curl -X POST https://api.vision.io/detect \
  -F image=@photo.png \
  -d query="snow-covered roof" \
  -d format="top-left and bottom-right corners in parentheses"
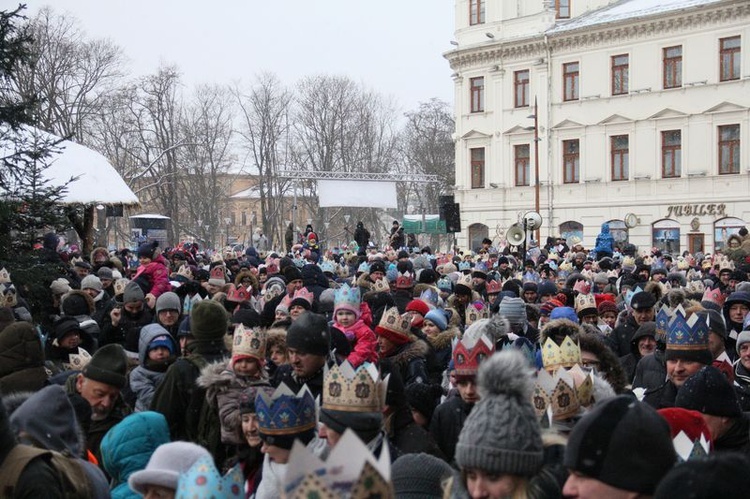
top-left (548, 0), bottom-right (723, 34)
top-left (0, 125), bottom-right (139, 206)
top-left (130, 214), bottom-right (170, 219)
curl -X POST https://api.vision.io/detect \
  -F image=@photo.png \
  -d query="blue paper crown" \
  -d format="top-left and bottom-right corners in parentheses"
top-left (175, 455), bottom-right (243, 498)
top-left (420, 288), bottom-right (439, 307)
top-left (255, 384), bottom-right (317, 436)
top-left (655, 305), bottom-right (672, 341)
top-left (437, 277), bottom-right (453, 291)
top-left (357, 262), bottom-right (370, 273)
top-left (334, 283), bottom-right (361, 308)
top-left (666, 306), bottom-right (709, 349)
top-left (458, 261), bottom-right (472, 271)
top-left (319, 261), bottom-right (335, 274)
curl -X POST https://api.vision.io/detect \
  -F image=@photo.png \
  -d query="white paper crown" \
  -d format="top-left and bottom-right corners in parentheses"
top-left (323, 361), bottom-right (388, 413)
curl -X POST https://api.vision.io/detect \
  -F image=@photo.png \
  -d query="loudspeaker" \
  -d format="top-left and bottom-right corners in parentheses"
top-left (439, 195), bottom-right (454, 221)
top-left (506, 225), bottom-right (526, 246)
top-left (444, 203), bottom-right (461, 233)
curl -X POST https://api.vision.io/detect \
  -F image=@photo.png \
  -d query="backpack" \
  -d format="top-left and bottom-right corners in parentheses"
top-left (0, 444), bottom-right (92, 499)
top-left (184, 355), bottom-right (228, 467)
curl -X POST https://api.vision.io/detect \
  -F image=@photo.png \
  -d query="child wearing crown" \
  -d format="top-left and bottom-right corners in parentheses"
top-left (197, 324), bottom-right (271, 450)
top-left (332, 284), bottom-right (378, 367)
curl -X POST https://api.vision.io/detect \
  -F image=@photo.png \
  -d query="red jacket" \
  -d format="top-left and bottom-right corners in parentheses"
top-left (334, 302), bottom-right (378, 367)
top-left (133, 254), bottom-right (171, 299)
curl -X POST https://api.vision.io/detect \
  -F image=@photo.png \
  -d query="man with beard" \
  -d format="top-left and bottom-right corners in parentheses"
top-left (64, 343), bottom-right (129, 463)
top-left (100, 281), bottom-right (153, 361)
top-left (272, 311), bottom-right (330, 400)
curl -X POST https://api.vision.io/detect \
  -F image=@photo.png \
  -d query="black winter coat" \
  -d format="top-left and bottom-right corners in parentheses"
top-left (429, 394), bottom-right (474, 464)
top-left (607, 313), bottom-right (640, 357)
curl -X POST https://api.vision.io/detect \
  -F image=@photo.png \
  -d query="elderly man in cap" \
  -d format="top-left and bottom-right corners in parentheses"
top-left (563, 395), bottom-right (676, 498)
top-left (607, 291), bottom-right (656, 357)
top-left (63, 343), bottom-right (130, 462)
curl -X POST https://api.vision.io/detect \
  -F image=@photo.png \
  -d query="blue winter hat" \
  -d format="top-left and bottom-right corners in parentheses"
top-left (424, 309), bottom-right (448, 331)
top-left (549, 306), bottom-right (579, 324)
top-left (148, 335), bottom-right (175, 355)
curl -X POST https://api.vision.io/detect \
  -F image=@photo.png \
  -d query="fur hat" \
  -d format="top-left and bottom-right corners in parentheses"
top-left (455, 350), bottom-right (543, 476)
top-left (61, 290), bottom-right (94, 316)
top-left (190, 300), bottom-right (229, 341)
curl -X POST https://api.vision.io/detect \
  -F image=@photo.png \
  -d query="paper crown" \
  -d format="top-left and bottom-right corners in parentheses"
top-left (673, 430), bottom-right (711, 462)
top-left (370, 277), bottom-right (390, 293)
top-left (255, 384), bottom-right (317, 436)
top-left (209, 265), bottom-right (226, 283)
top-left (0, 268), bottom-right (10, 284)
top-left (0, 283), bottom-right (16, 308)
top-left (541, 336), bottom-right (581, 373)
top-left (685, 280), bottom-right (705, 294)
top-left (456, 272), bottom-right (473, 290)
top-left (572, 279), bottom-right (592, 295)
top-left (574, 292), bottom-right (597, 314)
top-left (622, 256), bottom-right (636, 268)
top-left (69, 256), bottom-right (83, 267)
top-left (717, 255), bottom-right (734, 272)
top-left (61, 349), bottom-right (92, 371)
top-left (211, 252), bottom-right (224, 263)
top-left (323, 361), bottom-right (388, 413)
top-left (334, 283), bottom-right (361, 309)
top-left (458, 261), bottom-right (472, 272)
top-left (357, 262), bottom-right (370, 274)
top-left (605, 269), bottom-right (619, 279)
top-left (533, 364), bottom-right (593, 421)
top-left (395, 271), bottom-right (414, 289)
top-left (558, 261), bottom-right (573, 273)
top-left (419, 288), bottom-right (439, 307)
top-left (642, 256), bottom-right (654, 266)
top-left (232, 324), bottom-right (266, 362)
top-left (655, 304), bottom-right (672, 342)
top-left (452, 334), bottom-right (494, 376)
top-left (337, 265), bottom-right (350, 278)
top-left (485, 279), bottom-right (502, 294)
top-left (290, 287), bottom-right (314, 307)
top-left (501, 339), bottom-right (536, 366)
top-left (175, 455), bottom-right (243, 498)
top-left (319, 261), bottom-right (335, 274)
top-left (465, 301), bottom-right (490, 326)
top-left (578, 269), bottom-right (594, 280)
top-left (226, 284), bottom-right (251, 303)
top-left (666, 305), bottom-right (709, 350)
top-left (113, 278), bottom-right (129, 296)
top-left (176, 265), bottom-right (193, 281)
top-left (282, 428), bottom-right (392, 499)
top-left (702, 287), bottom-right (725, 307)
top-left (375, 307), bottom-right (411, 338)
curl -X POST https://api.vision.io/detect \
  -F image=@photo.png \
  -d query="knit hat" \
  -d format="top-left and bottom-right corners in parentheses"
top-left (549, 306), bottom-right (579, 323)
top-left (597, 300), bottom-right (618, 316)
top-left (564, 395), bottom-right (676, 495)
top-left (283, 265), bottom-right (303, 283)
top-left (369, 260), bottom-right (386, 275)
top-left (424, 309), bottom-right (447, 331)
top-left (286, 311), bottom-right (330, 356)
top-left (50, 278), bottom-right (72, 296)
top-left (537, 280), bottom-right (558, 297)
top-left (653, 452), bottom-right (750, 499)
top-left (674, 365), bottom-right (742, 418)
top-left (80, 275), bottom-right (102, 292)
top-left (137, 240), bottom-right (159, 259)
top-left (455, 349), bottom-right (544, 476)
top-left (404, 382), bottom-right (443, 423)
top-left (82, 344), bottom-right (128, 389)
top-left (155, 291), bottom-right (181, 313)
top-left (123, 281), bottom-right (145, 304)
top-left (405, 299), bottom-right (430, 317)
top-left (148, 335), bottom-right (175, 356)
top-left (97, 267), bottom-right (113, 280)
top-left (54, 316), bottom-right (83, 342)
top-left (657, 407), bottom-right (713, 459)
top-left (190, 300), bottom-right (229, 341)
top-left (129, 441), bottom-right (212, 494)
top-left (737, 330), bottom-right (750, 354)
top-left (539, 298), bottom-right (563, 317)
top-left (496, 297), bottom-right (527, 329)
top-left (392, 453), bottom-right (453, 499)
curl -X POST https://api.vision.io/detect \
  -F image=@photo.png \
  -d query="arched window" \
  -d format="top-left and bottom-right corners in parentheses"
top-left (559, 221), bottom-right (583, 246)
top-left (652, 219), bottom-right (680, 254)
top-left (607, 219), bottom-right (629, 248)
top-left (468, 223), bottom-right (489, 252)
top-left (714, 217), bottom-right (746, 251)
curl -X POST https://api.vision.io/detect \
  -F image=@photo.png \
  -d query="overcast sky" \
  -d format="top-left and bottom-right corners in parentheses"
top-left (23, 1), bottom-right (456, 113)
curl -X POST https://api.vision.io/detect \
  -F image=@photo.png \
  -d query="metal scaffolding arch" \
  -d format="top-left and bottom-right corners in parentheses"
top-left (276, 169), bottom-right (440, 183)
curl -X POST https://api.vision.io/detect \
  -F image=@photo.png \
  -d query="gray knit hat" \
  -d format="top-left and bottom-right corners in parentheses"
top-left (455, 349), bottom-right (543, 476)
top-left (81, 275), bottom-right (102, 292)
top-left (392, 453), bottom-right (453, 498)
top-left (497, 296), bottom-right (527, 329)
top-left (736, 330), bottom-right (750, 354)
top-left (155, 291), bottom-right (181, 313)
top-left (123, 281), bottom-right (145, 303)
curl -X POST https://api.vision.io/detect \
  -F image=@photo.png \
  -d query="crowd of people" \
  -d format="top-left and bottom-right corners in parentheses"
top-left (2, 221), bottom-right (750, 498)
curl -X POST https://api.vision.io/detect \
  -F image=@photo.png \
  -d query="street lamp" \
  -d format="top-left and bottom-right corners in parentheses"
top-left (224, 217), bottom-right (231, 247)
top-left (528, 96), bottom-right (541, 244)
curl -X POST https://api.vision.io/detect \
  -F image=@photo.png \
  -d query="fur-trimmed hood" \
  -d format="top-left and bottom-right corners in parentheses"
top-left (539, 318), bottom-right (584, 345)
top-left (643, 280), bottom-right (665, 303)
top-left (387, 338), bottom-right (431, 368)
top-left (61, 289), bottom-right (95, 316)
top-left (196, 359), bottom-right (233, 391)
top-left (463, 314), bottom-right (510, 345)
top-left (427, 325), bottom-right (460, 351)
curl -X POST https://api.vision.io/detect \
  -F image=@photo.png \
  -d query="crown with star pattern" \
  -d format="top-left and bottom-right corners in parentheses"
top-left (176, 455), bottom-right (243, 498)
top-left (666, 305), bottom-right (709, 352)
top-left (541, 336), bottom-right (581, 373)
top-left (334, 283), bottom-right (360, 309)
top-left (255, 384), bottom-right (317, 436)
top-left (282, 428), bottom-right (393, 499)
top-left (322, 361), bottom-right (388, 413)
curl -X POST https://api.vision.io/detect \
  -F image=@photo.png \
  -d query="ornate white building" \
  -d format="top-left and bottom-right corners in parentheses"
top-left (446, 0), bottom-right (750, 255)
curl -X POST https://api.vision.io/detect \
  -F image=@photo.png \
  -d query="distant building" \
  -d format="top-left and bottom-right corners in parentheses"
top-left (446, 0), bottom-right (750, 254)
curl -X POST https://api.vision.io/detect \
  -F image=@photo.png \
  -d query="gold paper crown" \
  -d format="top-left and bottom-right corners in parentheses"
top-left (465, 301), bottom-right (489, 326)
top-left (176, 265), bottom-right (193, 280)
top-left (685, 280), bottom-right (705, 294)
top-left (371, 277), bottom-right (390, 293)
top-left (322, 361), bottom-right (388, 413)
top-left (579, 269), bottom-right (594, 280)
top-left (113, 278), bottom-right (130, 297)
top-left (211, 252), bottom-right (224, 264)
top-left (0, 268), bottom-right (10, 284)
top-left (456, 273), bottom-right (473, 290)
top-left (541, 336), bottom-right (581, 373)
top-left (1, 283), bottom-right (16, 307)
top-left (718, 255), bottom-right (735, 272)
top-left (282, 429), bottom-right (392, 499)
top-left (622, 256), bottom-right (635, 268)
top-left (376, 307), bottom-right (412, 339)
top-left (533, 364), bottom-right (593, 421)
top-left (558, 261), bottom-right (573, 272)
top-left (574, 292), bottom-right (597, 314)
top-left (232, 324), bottom-right (266, 362)
top-left (642, 256), bottom-right (654, 266)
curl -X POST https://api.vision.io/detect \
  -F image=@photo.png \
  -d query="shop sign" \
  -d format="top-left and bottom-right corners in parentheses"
top-left (665, 204), bottom-right (726, 218)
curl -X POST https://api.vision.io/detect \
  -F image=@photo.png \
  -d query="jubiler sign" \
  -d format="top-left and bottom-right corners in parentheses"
top-left (665, 204), bottom-right (726, 218)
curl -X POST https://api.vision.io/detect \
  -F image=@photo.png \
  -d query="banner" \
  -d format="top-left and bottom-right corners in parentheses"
top-left (317, 180), bottom-right (398, 208)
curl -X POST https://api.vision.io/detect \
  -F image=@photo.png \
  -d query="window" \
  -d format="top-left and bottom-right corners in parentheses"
top-left (471, 147), bottom-right (485, 188)
top-left (555, 0), bottom-right (570, 19)
top-left (662, 130), bottom-right (682, 178)
top-left (514, 144), bottom-right (530, 186)
top-left (653, 219), bottom-right (680, 254)
top-left (663, 46), bottom-right (682, 89)
top-left (562, 139), bottom-right (580, 184)
top-left (611, 135), bottom-right (629, 181)
top-left (719, 124), bottom-right (740, 174)
top-left (241, 212), bottom-right (247, 226)
top-left (470, 0), bottom-right (485, 25)
top-left (514, 70), bottom-right (530, 108)
top-left (563, 62), bottom-right (579, 101)
top-left (611, 54), bottom-right (629, 95)
top-left (720, 36), bottom-right (741, 81)
top-left (470, 77), bottom-right (484, 113)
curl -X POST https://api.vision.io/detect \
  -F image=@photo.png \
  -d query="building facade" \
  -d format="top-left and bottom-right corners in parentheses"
top-left (447, 0), bottom-right (750, 255)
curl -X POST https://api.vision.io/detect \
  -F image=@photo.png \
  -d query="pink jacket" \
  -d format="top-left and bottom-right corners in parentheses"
top-left (334, 302), bottom-right (378, 367)
top-left (133, 254), bottom-right (171, 299)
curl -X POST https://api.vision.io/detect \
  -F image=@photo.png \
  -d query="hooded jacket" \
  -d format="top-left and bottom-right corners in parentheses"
top-left (0, 322), bottom-right (48, 396)
top-left (100, 411), bottom-right (171, 499)
top-left (129, 325), bottom-right (178, 412)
